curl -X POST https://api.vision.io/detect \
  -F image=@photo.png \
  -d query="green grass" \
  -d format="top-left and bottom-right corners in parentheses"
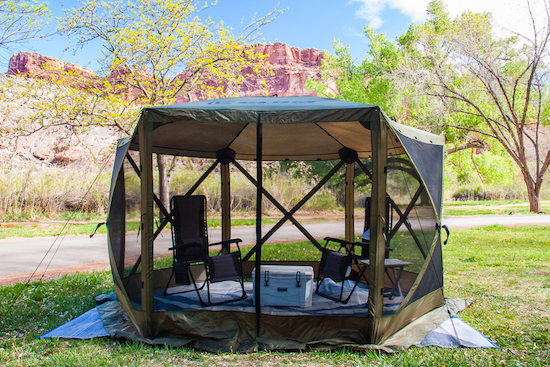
top-left (0, 218), bottom-right (277, 240)
top-left (1, 226), bottom-right (549, 366)
top-left (3, 199), bottom-right (550, 240)
top-left (242, 240), bottom-right (322, 261)
top-left (443, 200), bottom-right (550, 216)
top-left (443, 200), bottom-right (527, 207)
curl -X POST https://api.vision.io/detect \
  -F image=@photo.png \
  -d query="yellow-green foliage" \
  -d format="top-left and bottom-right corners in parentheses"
top-left (59, 0), bottom-right (280, 107)
top-left (443, 149), bottom-right (550, 201)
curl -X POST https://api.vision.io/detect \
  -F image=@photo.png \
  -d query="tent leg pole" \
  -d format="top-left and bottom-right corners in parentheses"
top-left (255, 115), bottom-right (263, 339)
top-left (345, 162), bottom-right (355, 245)
top-left (221, 162), bottom-right (231, 252)
top-left (368, 112), bottom-right (388, 344)
top-left (139, 119), bottom-right (155, 338)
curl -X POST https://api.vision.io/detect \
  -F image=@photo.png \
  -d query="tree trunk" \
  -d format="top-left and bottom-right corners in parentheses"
top-left (157, 154), bottom-right (170, 220)
top-left (528, 186), bottom-right (541, 213)
top-left (521, 167), bottom-right (541, 213)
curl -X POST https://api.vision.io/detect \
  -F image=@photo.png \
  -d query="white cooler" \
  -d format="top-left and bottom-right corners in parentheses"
top-left (252, 265), bottom-right (314, 307)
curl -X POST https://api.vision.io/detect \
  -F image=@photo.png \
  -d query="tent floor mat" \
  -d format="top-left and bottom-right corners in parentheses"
top-left (131, 281), bottom-right (404, 316)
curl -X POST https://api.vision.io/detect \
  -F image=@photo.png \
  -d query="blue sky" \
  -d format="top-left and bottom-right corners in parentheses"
top-left (7, 0), bottom-right (532, 72)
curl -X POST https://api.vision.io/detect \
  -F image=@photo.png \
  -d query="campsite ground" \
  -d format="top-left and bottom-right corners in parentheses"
top-left (0, 225), bottom-right (548, 366)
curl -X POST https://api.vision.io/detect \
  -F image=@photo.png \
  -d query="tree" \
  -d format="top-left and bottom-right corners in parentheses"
top-left (311, 0), bottom-right (550, 212)
top-left (398, 0), bottom-right (550, 212)
top-left (0, 0), bottom-right (51, 56)
top-left (54, 0), bottom-right (280, 212)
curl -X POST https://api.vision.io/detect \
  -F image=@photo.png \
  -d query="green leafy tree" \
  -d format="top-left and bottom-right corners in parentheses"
top-left (311, 0), bottom-right (550, 212)
top-left (59, 0), bottom-right (280, 104)
top-left (4, 0), bottom-right (281, 212)
top-left (59, 0), bottom-right (281, 211)
top-left (399, 0), bottom-right (550, 212)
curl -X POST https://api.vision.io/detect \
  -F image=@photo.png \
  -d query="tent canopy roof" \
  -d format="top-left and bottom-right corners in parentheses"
top-left (129, 96), bottom-right (443, 161)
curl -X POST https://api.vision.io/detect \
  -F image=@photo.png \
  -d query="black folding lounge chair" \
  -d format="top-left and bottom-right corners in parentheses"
top-left (315, 237), bottom-right (368, 304)
top-left (163, 195), bottom-right (246, 306)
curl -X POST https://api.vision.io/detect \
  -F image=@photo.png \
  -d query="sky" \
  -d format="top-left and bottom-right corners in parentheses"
top-left (5, 0), bottom-right (537, 73)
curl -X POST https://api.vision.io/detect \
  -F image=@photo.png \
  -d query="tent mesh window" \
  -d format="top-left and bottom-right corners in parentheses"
top-left (122, 157), bottom-right (143, 278)
top-left (385, 153), bottom-right (438, 308)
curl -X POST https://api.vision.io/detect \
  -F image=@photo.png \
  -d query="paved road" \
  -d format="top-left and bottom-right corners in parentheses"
top-left (2, 215), bottom-right (550, 280)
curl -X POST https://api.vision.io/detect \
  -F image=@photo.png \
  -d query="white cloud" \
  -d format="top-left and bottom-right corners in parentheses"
top-left (385, 0), bottom-right (431, 21)
top-left (349, 0), bottom-right (385, 28)
top-left (350, 0), bottom-right (546, 37)
top-left (349, 0), bottom-right (430, 28)
top-left (445, 0), bottom-right (545, 39)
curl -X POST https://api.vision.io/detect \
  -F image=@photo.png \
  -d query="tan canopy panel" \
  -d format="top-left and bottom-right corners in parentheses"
top-left (128, 96), bottom-right (412, 160)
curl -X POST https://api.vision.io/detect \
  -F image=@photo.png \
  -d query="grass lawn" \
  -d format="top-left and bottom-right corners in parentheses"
top-left (2, 199), bottom-right (550, 239)
top-left (0, 226), bottom-right (549, 366)
top-left (443, 200), bottom-right (550, 216)
top-left (0, 218), bottom-right (277, 240)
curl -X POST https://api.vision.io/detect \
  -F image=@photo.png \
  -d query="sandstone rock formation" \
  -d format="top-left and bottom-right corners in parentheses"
top-left (3, 44), bottom-right (331, 165)
top-left (8, 43), bottom-right (327, 101)
top-left (178, 43), bottom-right (326, 102)
top-left (8, 52), bottom-right (95, 79)
top-left (255, 43), bottom-right (324, 97)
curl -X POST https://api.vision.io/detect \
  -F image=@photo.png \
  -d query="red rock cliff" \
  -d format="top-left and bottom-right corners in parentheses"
top-left (7, 52), bottom-right (95, 79)
top-left (7, 44), bottom-right (326, 99)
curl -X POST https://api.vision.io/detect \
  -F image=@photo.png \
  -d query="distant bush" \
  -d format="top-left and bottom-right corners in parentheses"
top-left (1, 158), bottom-right (346, 221)
top-left (6, 149), bottom-right (548, 222)
top-left (443, 149), bottom-right (550, 201)
top-left (168, 164), bottom-right (341, 214)
top-left (0, 162), bottom-right (111, 221)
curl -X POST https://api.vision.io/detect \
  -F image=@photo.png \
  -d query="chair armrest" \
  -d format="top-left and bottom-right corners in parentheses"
top-left (209, 238), bottom-right (242, 247)
top-left (169, 241), bottom-right (202, 251)
top-left (323, 237), bottom-right (364, 251)
top-left (209, 238), bottom-right (243, 253)
top-left (323, 237), bottom-right (357, 246)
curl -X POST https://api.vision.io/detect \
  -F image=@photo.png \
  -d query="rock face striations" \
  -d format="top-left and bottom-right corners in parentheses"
top-left (7, 52), bottom-right (96, 79)
top-left (8, 43), bottom-right (325, 99)
top-left (251, 43), bottom-right (324, 97)
top-left (3, 44), bottom-right (328, 165)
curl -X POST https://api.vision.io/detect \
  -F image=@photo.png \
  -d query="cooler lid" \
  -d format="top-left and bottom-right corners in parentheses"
top-left (252, 265), bottom-right (314, 278)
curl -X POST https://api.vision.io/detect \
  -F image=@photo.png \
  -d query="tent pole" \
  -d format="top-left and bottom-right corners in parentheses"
top-left (236, 159), bottom-right (346, 261)
top-left (138, 120), bottom-right (155, 338)
top-left (368, 111), bottom-right (388, 344)
top-left (345, 162), bottom-right (355, 244)
top-left (255, 114), bottom-right (262, 338)
top-left (221, 162), bottom-right (231, 251)
top-left (338, 147), bottom-right (358, 247)
top-left (185, 159), bottom-right (220, 196)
